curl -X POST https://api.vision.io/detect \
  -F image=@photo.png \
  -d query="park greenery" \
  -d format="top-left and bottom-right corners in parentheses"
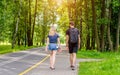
top-left (0, 45), bottom-right (36, 54)
top-left (0, 0), bottom-right (120, 51)
top-left (0, 0), bottom-right (120, 75)
top-left (77, 50), bottom-right (120, 75)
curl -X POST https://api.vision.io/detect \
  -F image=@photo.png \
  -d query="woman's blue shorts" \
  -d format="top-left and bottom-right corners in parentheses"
top-left (48, 43), bottom-right (58, 50)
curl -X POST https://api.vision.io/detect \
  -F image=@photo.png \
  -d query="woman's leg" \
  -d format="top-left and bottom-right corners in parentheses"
top-left (50, 51), bottom-right (53, 68)
top-left (52, 50), bottom-right (57, 67)
top-left (50, 50), bottom-right (57, 68)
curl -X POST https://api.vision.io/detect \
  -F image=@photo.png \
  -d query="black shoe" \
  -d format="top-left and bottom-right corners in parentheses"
top-left (72, 68), bottom-right (75, 70)
top-left (70, 65), bottom-right (74, 68)
top-left (50, 67), bottom-right (55, 70)
top-left (70, 66), bottom-right (75, 70)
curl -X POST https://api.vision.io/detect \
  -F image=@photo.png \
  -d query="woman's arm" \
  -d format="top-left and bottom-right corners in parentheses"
top-left (57, 37), bottom-right (61, 48)
top-left (45, 37), bottom-right (49, 51)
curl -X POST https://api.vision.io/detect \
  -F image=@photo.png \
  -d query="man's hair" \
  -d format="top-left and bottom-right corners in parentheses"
top-left (69, 21), bottom-right (75, 26)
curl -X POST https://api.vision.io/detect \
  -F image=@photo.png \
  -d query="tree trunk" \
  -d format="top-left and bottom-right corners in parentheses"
top-left (74, 0), bottom-right (77, 26)
top-left (27, 0), bottom-right (33, 46)
top-left (42, 25), bottom-right (46, 45)
top-left (115, 9), bottom-right (120, 51)
top-left (78, 0), bottom-right (83, 49)
top-left (91, 0), bottom-right (100, 50)
top-left (85, 0), bottom-right (91, 50)
top-left (32, 0), bottom-right (38, 40)
top-left (107, 0), bottom-right (113, 51)
top-left (91, 0), bottom-right (95, 50)
top-left (23, 0), bottom-right (28, 47)
top-left (91, 26), bottom-right (95, 49)
top-left (42, 7), bottom-right (47, 45)
top-left (24, 14), bottom-right (27, 47)
top-left (67, 0), bottom-right (72, 21)
top-left (12, 0), bottom-right (22, 49)
top-left (17, 32), bottom-right (20, 46)
top-left (100, 0), bottom-right (105, 51)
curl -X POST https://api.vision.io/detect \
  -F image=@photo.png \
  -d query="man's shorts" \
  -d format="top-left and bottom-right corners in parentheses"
top-left (48, 43), bottom-right (58, 50)
top-left (69, 43), bottom-right (78, 53)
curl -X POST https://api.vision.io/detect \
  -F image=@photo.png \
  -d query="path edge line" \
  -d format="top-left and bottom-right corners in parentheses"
top-left (19, 55), bottom-right (50, 75)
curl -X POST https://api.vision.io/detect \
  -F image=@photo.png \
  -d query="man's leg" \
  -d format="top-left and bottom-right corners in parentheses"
top-left (72, 53), bottom-right (76, 67)
top-left (70, 53), bottom-right (73, 66)
top-left (70, 53), bottom-right (76, 70)
top-left (72, 45), bottom-right (77, 67)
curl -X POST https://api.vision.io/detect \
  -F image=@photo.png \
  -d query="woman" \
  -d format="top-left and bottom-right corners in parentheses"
top-left (45, 26), bottom-right (61, 70)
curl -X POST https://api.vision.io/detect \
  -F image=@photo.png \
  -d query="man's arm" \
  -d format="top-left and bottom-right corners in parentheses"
top-left (66, 35), bottom-right (69, 49)
top-left (78, 35), bottom-right (80, 49)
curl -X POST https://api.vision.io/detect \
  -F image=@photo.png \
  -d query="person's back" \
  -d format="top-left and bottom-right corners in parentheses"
top-left (69, 28), bottom-right (79, 44)
top-left (48, 33), bottom-right (59, 43)
top-left (48, 33), bottom-right (59, 50)
top-left (66, 21), bottom-right (80, 70)
top-left (45, 26), bottom-right (61, 70)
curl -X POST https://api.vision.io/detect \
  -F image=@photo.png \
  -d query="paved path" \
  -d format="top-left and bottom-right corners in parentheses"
top-left (24, 50), bottom-right (78, 75)
top-left (0, 47), bottom-right (47, 75)
top-left (0, 46), bottom-right (79, 75)
top-left (0, 46), bottom-right (102, 75)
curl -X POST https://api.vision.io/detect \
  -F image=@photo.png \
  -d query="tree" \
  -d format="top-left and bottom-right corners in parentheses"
top-left (12, 0), bottom-right (22, 48)
top-left (91, 0), bottom-right (100, 50)
top-left (32, 0), bottom-right (38, 42)
top-left (78, 0), bottom-right (83, 49)
top-left (106, 0), bottom-right (113, 51)
top-left (100, 0), bottom-right (106, 51)
top-left (115, 2), bottom-right (120, 51)
top-left (115, 11), bottom-right (120, 51)
top-left (27, 0), bottom-right (33, 46)
top-left (85, 0), bottom-right (91, 50)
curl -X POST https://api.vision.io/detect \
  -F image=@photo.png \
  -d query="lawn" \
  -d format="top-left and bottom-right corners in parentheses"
top-left (0, 45), bottom-right (37, 54)
top-left (77, 50), bottom-right (120, 75)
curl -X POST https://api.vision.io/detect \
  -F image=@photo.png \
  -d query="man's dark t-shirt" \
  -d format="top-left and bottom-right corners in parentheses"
top-left (66, 28), bottom-right (79, 44)
top-left (66, 28), bottom-right (79, 53)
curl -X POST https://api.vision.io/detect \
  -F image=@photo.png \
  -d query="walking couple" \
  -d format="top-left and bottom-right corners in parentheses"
top-left (45, 21), bottom-right (80, 70)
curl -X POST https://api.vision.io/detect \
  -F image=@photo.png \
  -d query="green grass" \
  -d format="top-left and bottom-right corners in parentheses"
top-left (77, 50), bottom-right (117, 59)
top-left (0, 45), bottom-right (38, 54)
top-left (77, 50), bottom-right (120, 75)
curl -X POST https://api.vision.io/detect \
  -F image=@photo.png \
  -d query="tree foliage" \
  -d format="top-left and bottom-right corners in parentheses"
top-left (0, 0), bottom-right (120, 52)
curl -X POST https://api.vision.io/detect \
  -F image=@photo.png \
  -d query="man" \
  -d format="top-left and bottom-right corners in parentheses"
top-left (66, 21), bottom-right (80, 70)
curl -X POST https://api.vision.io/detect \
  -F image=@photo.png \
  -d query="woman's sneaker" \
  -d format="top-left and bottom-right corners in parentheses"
top-left (70, 66), bottom-right (75, 70)
top-left (50, 67), bottom-right (55, 70)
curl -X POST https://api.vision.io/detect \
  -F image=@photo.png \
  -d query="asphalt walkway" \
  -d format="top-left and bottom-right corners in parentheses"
top-left (24, 50), bottom-right (78, 75)
top-left (0, 46), bottom-right (79, 75)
